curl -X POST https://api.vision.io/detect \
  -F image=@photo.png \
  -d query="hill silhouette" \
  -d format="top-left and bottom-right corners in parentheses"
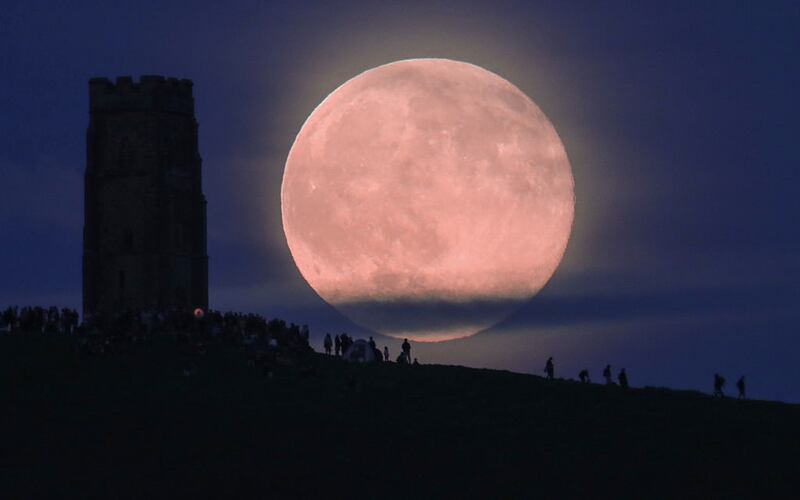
top-left (1, 332), bottom-right (797, 499)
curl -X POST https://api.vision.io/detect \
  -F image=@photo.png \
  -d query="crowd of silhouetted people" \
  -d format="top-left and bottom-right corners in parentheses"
top-left (1, 305), bottom-right (313, 377)
top-left (322, 332), bottom-right (419, 365)
top-left (1, 306), bottom-right (79, 335)
top-left (1, 305), bottom-right (752, 398)
top-left (74, 309), bottom-right (311, 361)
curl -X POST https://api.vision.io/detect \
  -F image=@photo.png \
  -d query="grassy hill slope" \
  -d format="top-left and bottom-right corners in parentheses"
top-left (0, 333), bottom-right (797, 499)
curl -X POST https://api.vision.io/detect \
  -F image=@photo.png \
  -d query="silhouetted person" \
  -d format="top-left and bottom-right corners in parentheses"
top-left (713, 373), bottom-right (726, 397)
top-left (334, 334), bottom-right (341, 356)
top-left (603, 364), bottom-right (613, 385)
top-left (383, 346), bottom-right (390, 362)
top-left (341, 333), bottom-right (352, 354)
top-left (402, 338), bottom-right (411, 361)
top-left (578, 369), bottom-right (590, 383)
top-left (544, 357), bottom-right (554, 380)
top-left (413, 357), bottom-right (420, 366)
top-left (618, 368), bottom-right (629, 389)
top-left (737, 376), bottom-right (746, 400)
top-left (323, 333), bottom-right (332, 355)
top-left (368, 336), bottom-right (376, 350)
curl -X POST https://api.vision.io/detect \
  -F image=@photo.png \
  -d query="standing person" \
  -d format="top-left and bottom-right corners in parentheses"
top-left (402, 338), bottom-right (411, 362)
top-left (334, 334), bottom-right (341, 356)
top-left (341, 334), bottom-right (351, 354)
top-left (368, 336), bottom-right (376, 350)
top-left (603, 365), bottom-right (613, 385)
top-left (736, 376), bottom-right (746, 400)
top-left (544, 357), bottom-right (554, 380)
top-left (618, 368), bottom-right (629, 389)
top-left (323, 333), bottom-right (332, 355)
top-left (383, 346), bottom-right (390, 362)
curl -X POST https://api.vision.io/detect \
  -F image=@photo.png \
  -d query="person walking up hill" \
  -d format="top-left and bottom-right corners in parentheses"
top-left (603, 364), bottom-right (613, 385)
top-left (713, 373), bottom-right (726, 397)
top-left (544, 357), bottom-right (555, 380)
top-left (736, 376), bottom-right (746, 399)
top-left (618, 368), bottom-right (629, 389)
top-left (323, 333), bottom-right (332, 355)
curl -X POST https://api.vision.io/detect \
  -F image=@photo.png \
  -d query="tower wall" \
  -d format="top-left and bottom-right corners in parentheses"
top-left (83, 75), bottom-right (208, 315)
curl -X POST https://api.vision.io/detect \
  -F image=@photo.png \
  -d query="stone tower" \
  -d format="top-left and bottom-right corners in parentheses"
top-left (83, 75), bottom-right (208, 315)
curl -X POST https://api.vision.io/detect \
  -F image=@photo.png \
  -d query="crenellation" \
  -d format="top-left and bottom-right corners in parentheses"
top-left (89, 75), bottom-right (195, 115)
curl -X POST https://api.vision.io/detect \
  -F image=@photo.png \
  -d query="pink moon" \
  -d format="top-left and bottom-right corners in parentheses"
top-left (281, 59), bottom-right (574, 342)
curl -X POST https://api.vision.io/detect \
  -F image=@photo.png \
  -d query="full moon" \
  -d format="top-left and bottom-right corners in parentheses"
top-left (282, 59), bottom-right (574, 342)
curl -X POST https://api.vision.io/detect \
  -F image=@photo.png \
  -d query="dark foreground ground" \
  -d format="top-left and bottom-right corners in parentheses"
top-left (0, 334), bottom-right (797, 499)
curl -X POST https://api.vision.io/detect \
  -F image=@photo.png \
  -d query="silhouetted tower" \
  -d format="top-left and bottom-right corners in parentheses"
top-left (83, 75), bottom-right (208, 315)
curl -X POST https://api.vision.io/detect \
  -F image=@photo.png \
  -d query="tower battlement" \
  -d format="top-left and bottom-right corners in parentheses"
top-left (89, 75), bottom-right (195, 115)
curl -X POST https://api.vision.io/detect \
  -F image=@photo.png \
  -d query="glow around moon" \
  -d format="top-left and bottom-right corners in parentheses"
top-left (281, 59), bottom-right (574, 341)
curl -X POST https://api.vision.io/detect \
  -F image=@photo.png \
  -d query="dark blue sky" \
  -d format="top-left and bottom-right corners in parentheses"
top-left (1, 1), bottom-right (799, 401)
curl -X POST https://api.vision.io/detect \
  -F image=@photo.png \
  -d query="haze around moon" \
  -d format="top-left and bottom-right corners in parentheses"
top-left (281, 59), bottom-right (574, 341)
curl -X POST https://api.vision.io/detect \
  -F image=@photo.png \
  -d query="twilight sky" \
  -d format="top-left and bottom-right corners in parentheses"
top-left (1, 1), bottom-right (799, 401)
